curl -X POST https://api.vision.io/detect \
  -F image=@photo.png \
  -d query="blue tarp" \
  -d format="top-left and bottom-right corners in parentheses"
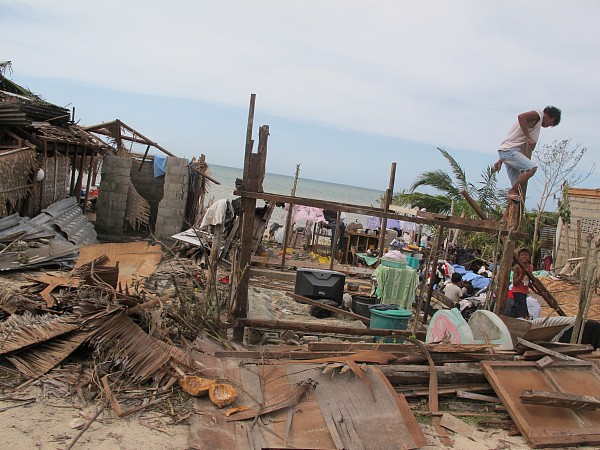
top-left (154, 155), bottom-right (167, 177)
top-left (452, 265), bottom-right (467, 275)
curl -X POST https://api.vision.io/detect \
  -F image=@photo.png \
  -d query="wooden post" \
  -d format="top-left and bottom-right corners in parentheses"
top-left (233, 94), bottom-right (256, 343)
top-left (379, 163), bottom-right (396, 256)
top-left (75, 146), bottom-right (87, 203)
top-left (571, 236), bottom-right (599, 343)
top-left (281, 164), bottom-right (300, 270)
top-left (330, 211), bottom-right (341, 270)
top-left (83, 149), bottom-right (95, 213)
top-left (423, 225), bottom-right (444, 323)
top-left (69, 144), bottom-right (78, 196)
top-left (494, 232), bottom-right (515, 315)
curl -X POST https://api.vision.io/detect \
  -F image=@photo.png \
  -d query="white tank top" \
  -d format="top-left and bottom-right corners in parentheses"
top-left (499, 109), bottom-right (543, 150)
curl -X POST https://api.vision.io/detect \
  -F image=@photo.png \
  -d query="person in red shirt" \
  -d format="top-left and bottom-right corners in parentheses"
top-left (509, 248), bottom-right (533, 319)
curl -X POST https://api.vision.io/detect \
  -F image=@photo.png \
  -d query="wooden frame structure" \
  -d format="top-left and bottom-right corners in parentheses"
top-left (231, 95), bottom-right (542, 342)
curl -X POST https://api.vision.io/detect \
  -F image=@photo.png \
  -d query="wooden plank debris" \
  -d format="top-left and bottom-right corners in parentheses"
top-left (481, 360), bottom-right (600, 448)
top-left (520, 389), bottom-right (600, 410)
top-left (440, 412), bottom-right (475, 438)
top-left (237, 318), bottom-right (427, 340)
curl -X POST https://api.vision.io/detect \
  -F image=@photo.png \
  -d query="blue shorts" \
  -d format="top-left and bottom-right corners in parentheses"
top-left (498, 148), bottom-right (537, 186)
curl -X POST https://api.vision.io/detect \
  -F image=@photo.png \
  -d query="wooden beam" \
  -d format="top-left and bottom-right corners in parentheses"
top-left (118, 121), bottom-right (176, 156)
top-left (461, 190), bottom-right (488, 220)
top-left (233, 190), bottom-right (527, 237)
top-left (236, 318), bottom-right (426, 340)
top-left (516, 338), bottom-right (590, 364)
top-left (520, 390), bottom-right (600, 410)
top-left (250, 255), bottom-right (374, 276)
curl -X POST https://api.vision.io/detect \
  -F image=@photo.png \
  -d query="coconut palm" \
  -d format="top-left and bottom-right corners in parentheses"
top-left (393, 148), bottom-right (501, 219)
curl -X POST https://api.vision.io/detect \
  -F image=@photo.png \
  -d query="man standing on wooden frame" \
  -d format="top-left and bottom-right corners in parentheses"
top-left (493, 106), bottom-right (561, 202)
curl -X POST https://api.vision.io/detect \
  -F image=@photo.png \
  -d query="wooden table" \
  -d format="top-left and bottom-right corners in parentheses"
top-left (341, 231), bottom-right (380, 264)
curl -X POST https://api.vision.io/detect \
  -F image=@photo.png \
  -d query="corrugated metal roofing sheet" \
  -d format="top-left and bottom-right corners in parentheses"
top-left (0, 197), bottom-right (97, 271)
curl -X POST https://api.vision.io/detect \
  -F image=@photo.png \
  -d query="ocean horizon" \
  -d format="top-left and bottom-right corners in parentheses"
top-left (207, 164), bottom-right (385, 227)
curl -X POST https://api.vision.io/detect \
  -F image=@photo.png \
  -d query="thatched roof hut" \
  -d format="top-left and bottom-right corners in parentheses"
top-left (0, 62), bottom-right (110, 218)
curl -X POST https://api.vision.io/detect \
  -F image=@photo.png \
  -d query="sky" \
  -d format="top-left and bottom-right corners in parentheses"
top-left (2, 0), bottom-right (599, 210)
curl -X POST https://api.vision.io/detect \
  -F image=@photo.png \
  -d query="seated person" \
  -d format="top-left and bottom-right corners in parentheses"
top-left (443, 272), bottom-right (466, 303)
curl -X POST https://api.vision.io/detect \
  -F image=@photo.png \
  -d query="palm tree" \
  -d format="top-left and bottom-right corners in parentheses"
top-left (393, 148), bottom-right (501, 219)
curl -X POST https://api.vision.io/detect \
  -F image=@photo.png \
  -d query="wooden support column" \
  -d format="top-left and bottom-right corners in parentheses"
top-left (75, 146), bottom-right (88, 208)
top-left (423, 225), bottom-right (444, 323)
top-left (233, 94), bottom-right (256, 343)
top-left (83, 151), bottom-right (95, 212)
top-left (379, 163), bottom-right (396, 256)
top-left (53, 142), bottom-right (59, 202)
top-left (42, 140), bottom-right (48, 210)
top-left (69, 145), bottom-right (78, 196)
top-left (281, 165), bottom-right (300, 270)
top-left (330, 211), bottom-right (341, 270)
top-left (494, 231), bottom-right (515, 315)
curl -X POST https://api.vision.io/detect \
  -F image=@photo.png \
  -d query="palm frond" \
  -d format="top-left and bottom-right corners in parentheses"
top-left (438, 148), bottom-right (469, 191)
top-left (409, 170), bottom-right (461, 199)
top-left (476, 165), bottom-right (499, 211)
top-left (0, 313), bottom-right (79, 355)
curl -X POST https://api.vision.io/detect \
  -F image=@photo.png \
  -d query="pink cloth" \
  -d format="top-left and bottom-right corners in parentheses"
top-left (285, 204), bottom-right (326, 225)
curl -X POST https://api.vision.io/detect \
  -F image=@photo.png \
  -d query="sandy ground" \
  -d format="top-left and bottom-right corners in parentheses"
top-left (0, 386), bottom-right (536, 450)
top-left (0, 386), bottom-right (189, 450)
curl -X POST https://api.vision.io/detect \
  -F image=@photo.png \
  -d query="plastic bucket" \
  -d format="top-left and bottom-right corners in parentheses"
top-left (406, 256), bottom-right (419, 269)
top-left (380, 258), bottom-right (407, 269)
top-left (369, 307), bottom-right (413, 343)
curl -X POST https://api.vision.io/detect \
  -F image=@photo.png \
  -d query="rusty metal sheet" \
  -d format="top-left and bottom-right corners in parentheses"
top-left (481, 360), bottom-right (600, 448)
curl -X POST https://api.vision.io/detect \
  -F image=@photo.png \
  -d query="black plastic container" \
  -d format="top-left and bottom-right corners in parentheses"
top-left (351, 295), bottom-right (380, 318)
top-left (294, 268), bottom-right (346, 305)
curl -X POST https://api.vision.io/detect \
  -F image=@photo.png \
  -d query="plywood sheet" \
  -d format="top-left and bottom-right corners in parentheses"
top-left (188, 336), bottom-right (425, 450)
top-left (75, 241), bottom-right (162, 287)
top-left (286, 364), bottom-right (427, 450)
top-left (481, 360), bottom-right (600, 448)
top-left (189, 361), bottom-right (335, 450)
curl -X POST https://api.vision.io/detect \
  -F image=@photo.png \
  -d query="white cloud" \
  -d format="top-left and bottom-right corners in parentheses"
top-left (2, 0), bottom-right (599, 172)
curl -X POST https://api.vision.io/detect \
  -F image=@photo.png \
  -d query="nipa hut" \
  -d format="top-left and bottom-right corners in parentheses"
top-left (0, 62), bottom-right (110, 219)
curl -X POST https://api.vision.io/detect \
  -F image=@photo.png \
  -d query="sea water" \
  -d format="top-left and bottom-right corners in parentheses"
top-left (206, 164), bottom-right (384, 227)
